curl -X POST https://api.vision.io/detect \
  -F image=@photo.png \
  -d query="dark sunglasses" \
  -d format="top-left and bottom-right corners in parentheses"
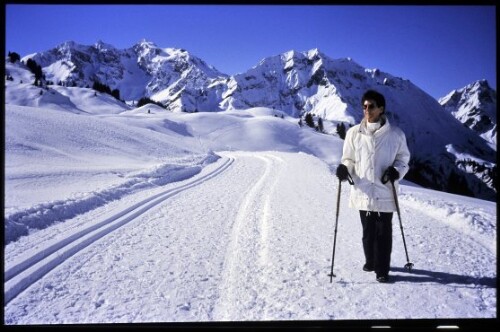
top-left (363, 103), bottom-right (377, 110)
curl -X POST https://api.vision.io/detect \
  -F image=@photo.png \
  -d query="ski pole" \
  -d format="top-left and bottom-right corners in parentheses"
top-left (328, 178), bottom-right (342, 282)
top-left (328, 171), bottom-right (353, 282)
top-left (390, 180), bottom-right (414, 271)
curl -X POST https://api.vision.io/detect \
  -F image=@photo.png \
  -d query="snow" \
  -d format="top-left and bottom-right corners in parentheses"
top-left (3, 74), bottom-right (497, 327)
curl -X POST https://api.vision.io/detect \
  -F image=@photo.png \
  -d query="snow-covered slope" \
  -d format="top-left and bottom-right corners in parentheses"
top-left (4, 102), bottom-right (340, 245)
top-left (3, 149), bottom-right (496, 324)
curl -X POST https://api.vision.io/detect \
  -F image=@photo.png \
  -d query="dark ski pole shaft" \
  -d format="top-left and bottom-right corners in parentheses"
top-left (329, 179), bottom-right (342, 282)
top-left (390, 180), bottom-right (414, 270)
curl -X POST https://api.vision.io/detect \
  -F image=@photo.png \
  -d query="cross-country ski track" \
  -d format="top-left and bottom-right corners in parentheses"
top-left (4, 151), bottom-right (496, 324)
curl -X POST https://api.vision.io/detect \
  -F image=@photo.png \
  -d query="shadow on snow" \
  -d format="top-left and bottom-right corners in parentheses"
top-left (389, 267), bottom-right (496, 288)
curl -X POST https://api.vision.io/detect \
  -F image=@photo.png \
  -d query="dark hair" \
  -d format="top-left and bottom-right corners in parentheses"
top-left (362, 90), bottom-right (386, 112)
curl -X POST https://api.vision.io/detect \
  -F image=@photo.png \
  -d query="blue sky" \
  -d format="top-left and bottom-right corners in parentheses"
top-left (5, 4), bottom-right (496, 99)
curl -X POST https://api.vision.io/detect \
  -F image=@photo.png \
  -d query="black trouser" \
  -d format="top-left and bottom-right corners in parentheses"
top-left (359, 210), bottom-right (393, 276)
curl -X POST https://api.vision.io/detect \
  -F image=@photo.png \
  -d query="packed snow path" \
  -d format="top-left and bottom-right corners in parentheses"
top-left (4, 151), bottom-right (496, 324)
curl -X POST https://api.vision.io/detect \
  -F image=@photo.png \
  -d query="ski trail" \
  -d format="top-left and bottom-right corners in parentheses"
top-left (259, 154), bottom-right (285, 268)
top-left (4, 156), bottom-right (234, 305)
top-left (214, 152), bottom-right (284, 321)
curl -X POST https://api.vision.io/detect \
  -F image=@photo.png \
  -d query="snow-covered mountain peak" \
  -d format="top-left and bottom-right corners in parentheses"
top-left (136, 38), bottom-right (157, 47)
top-left (439, 79), bottom-right (496, 148)
top-left (18, 40), bottom-right (229, 107)
top-left (222, 48), bottom-right (385, 120)
top-left (56, 40), bottom-right (77, 52)
top-left (281, 48), bottom-right (325, 67)
top-left (307, 47), bottom-right (321, 58)
top-left (93, 40), bottom-right (116, 52)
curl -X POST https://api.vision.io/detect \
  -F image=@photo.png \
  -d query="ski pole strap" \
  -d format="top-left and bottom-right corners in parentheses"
top-left (346, 172), bottom-right (354, 185)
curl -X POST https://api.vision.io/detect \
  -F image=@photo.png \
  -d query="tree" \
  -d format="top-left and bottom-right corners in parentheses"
top-left (26, 59), bottom-right (43, 86)
top-left (317, 118), bottom-right (324, 133)
top-left (137, 97), bottom-right (164, 108)
top-left (337, 122), bottom-right (346, 140)
top-left (111, 88), bottom-right (120, 100)
top-left (92, 80), bottom-right (111, 94)
top-left (305, 113), bottom-right (315, 128)
top-left (448, 170), bottom-right (473, 197)
top-left (8, 51), bottom-right (20, 63)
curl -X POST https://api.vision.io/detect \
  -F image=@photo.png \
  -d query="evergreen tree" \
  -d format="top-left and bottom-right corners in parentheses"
top-left (26, 59), bottom-right (43, 86)
top-left (92, 80), bottom-right (111, 94)
top-left (8, 51), bottom-right (21, 63)
top-left (337, 122), bottom-right (346, 140)
top-left (111, 88), bottom-right (120, 100)
top-left (305, 113), bottom-right (315, 128)
top-left (137, 96), bottom-right (164, 108)
top-left (448, 170), bottom-right (473, 197)
top-left (317, 118), bottom-right (324, 133)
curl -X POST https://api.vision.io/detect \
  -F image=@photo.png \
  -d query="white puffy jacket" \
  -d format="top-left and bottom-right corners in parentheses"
top-left (341, 117), bottom-right (411, 212)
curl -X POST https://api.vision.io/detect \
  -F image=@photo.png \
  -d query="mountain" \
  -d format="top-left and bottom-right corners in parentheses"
top-left (217, 48), bottom-right (497, 201)
top-left (221, 48), bottom-right (380, 121)
top-left (7, 41), bottom-right (497, 201)
top-left (21, 39), bottom-right (229, 112)
top-left (438, 80), bottom-right (497, 149)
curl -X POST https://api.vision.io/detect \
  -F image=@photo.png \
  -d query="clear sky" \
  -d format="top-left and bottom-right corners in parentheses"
top-left (5, 4), bottom-right (496, 99)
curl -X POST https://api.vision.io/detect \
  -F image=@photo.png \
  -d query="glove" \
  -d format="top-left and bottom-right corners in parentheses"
top-left (383, 166), bottom-right (400, 183)
top-left (336, 164), bottom-right (349, 181)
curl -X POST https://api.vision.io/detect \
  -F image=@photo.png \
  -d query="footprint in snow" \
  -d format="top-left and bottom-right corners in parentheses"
top-left (178, 302), bottom-right (191, 311)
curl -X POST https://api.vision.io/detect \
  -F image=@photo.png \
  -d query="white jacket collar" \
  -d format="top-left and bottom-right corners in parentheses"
top-left (359, 116), bottom-right (390, 135)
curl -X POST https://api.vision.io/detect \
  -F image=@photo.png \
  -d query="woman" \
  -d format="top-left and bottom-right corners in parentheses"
top-left (336, 90), bottom-right (411, 283)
